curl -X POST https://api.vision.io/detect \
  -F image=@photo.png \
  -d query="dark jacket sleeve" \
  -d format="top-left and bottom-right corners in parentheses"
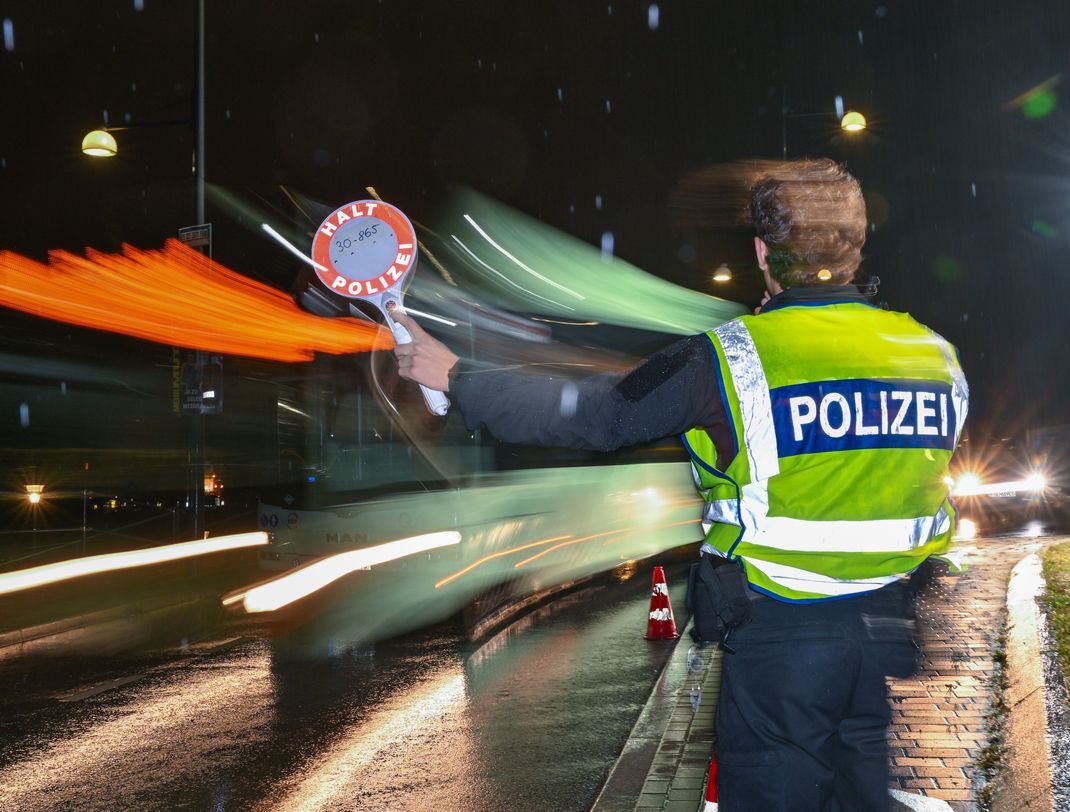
top-left (448, 334), bottom-right (732, 456)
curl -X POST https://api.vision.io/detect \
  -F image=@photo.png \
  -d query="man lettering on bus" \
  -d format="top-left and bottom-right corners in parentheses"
top-left (394, 158), bottom-right (968, 812)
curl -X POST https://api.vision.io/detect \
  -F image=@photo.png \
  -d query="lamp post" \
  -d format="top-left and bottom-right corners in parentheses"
top-left (81, 0), bottom-right (208, 541)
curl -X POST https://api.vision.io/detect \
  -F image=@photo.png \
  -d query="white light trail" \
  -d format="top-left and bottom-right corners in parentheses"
top-left (463, 214), bottom-right (585, 299)
top-left (0, 532), bottom-right (269, 596)
top-left (227, 531), bottom-right (462, 613)
top-left (397, 305), bottom-right (458, 327)
top-left (261, 223), bottom-right (328, 273)
top-left (450, 234), bottom-right (572, 310)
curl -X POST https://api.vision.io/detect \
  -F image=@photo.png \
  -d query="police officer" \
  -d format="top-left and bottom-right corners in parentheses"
top-left (394, 158), bottom-right (968, 811)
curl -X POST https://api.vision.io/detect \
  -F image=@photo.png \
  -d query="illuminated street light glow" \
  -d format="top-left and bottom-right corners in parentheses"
top-left (25, 484), bottom-right (44, 505)
top-left (0, 532), bottom-right (268, 596)
top-left (840, 111), bottom-right (867, 132)
top-left (228, 531), bottom-right (462, 613)
top-left (81, 129), bottom-right (117, 157)
top-left (712, 264), bottom-right (732, 283)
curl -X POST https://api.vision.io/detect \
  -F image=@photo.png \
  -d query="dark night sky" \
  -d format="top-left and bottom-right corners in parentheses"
top-left (3, 0), bottom-right (1070, 477)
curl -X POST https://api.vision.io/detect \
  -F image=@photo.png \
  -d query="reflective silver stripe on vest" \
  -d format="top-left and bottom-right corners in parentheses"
top-left (703, 494), bottom-right (952, 553)
top-left (713, 320), bottom-right (780, 481)
top-left (743, 557), bottom-right (901, 596)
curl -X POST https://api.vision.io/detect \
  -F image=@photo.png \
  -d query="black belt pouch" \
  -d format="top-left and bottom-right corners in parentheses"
top-left (686, 556), bottom-right (752, 646)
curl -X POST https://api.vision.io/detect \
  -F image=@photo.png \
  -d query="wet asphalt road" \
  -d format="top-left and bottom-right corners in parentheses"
top-left (0, 566), bottom-right (689, 812)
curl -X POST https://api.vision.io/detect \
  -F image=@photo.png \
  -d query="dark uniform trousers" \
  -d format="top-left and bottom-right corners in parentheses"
top-left (715, 580), bottom-right (920, 812)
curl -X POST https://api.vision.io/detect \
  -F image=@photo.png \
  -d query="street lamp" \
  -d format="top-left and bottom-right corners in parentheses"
top-left (78, 0), bottom-right (209, 541)
top-left (840, 111), bottom-right (867, 132)
top-left (781, 90), bottom-right (868, 158)
top-left (712, 264), bottom-right (733, 283)
top-left (81, 130), bottom-right (117, 157)
top-left (80, 119), bottom-right (191, 160)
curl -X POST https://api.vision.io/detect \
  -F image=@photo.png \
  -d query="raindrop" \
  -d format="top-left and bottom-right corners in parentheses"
top-left (131, 82), bottom-right (137, 92)
top-left (124, 112), bottom-right (131, 123)
top-left (857, 30), bottom-right (863, 44)
top-left (3, 18), bottom-right (13, 52)
top-left (605, 99), bottom-right (612, 113)
top-left (600, 231), bottom-right (615, 258)
top-left (648, 4), bottom-right (660, 30)
top-left (477, 58), bottom-right (482, 69)
top-left (875, 5), bottom-right (887, 18)
top-left (314, 32), bottom-right (319, 43)
top-left (569, 203), bottom-right (576, 214)
top-left (19, 403), bottom-right (29, 428)
top-left (595, 194), bottom-right (603, 210)
top-left (607, 4), bottom-right (613, 15)
top-left (557, 87), bottom-right (563, 102)
top-left (834, 95), bottom-right (844, 118)
top-left (60, 382), bottom-right (67, 395)
top-left (225, 109), bottom-right (231, 119)
top-left (543, 129), bottom-right (549, 139)
top-left (133, 0), bottom-right (144, 10)
top-left (492, 61), bottom-right (496, 71)
top-left (1, 158), bottom-right (6, 169)
top-left (103, 109), bottom-right (110, 126)
top-left (970, 183), bottom-right (977, 197)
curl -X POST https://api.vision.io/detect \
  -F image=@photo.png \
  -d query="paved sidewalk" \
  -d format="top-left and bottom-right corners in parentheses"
top-left (886, 536), bottom-right (1059, 810)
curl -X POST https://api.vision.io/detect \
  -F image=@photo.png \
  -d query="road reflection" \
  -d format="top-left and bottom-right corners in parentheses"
top-left (0, 643), bottom-right (276, 811)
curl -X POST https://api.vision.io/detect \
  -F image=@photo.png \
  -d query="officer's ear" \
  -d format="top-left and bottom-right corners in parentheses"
top-left (753, 236), bottom-right (770, 272)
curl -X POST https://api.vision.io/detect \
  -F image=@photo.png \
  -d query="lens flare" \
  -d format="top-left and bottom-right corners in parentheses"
top-left (0, 532), bottom-right (268, 596)
top-left (0, 240), bottom-right (390, 362)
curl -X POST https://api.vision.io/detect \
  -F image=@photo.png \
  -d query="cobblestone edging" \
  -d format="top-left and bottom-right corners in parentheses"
top-left (590, 621), bottom-right (722, 812)
top-left (633, 642), bottom-right (722, 812)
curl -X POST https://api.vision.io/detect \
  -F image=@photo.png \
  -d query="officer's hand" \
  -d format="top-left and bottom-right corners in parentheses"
top-left (754, 290), bottom-right (771, 315)
top-left (393, 313), bottom-right (459, 393)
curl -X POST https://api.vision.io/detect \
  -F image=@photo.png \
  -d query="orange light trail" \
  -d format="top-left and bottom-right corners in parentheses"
top-left (514, 518), bottom-right (703, 569)
top-left (0, 240), bottom-right (391, 362)
top-left (513, 529), bottom-right (623, 569)
top-left (433, 534), bottom-right (572, 589)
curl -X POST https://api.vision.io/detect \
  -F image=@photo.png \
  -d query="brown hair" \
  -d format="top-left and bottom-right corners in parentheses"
top-left (749, 158), bottom-right (867, 287)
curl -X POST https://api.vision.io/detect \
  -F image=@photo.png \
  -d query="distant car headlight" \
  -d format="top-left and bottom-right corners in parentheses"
top-left (1025, 473), bottom-right (1047, 492)
top-left (952, 473), bottom-right (982, 497)
top-left (956, 517), bottom-right (978, 539)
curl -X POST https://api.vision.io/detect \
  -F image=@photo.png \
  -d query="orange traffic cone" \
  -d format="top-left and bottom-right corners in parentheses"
top-left (644, 566), bottom-right (679, 640)
top-left (703, 755), bottom-right (719, 811)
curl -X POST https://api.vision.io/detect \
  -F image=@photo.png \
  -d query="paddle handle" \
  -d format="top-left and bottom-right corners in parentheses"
top-left (390, 320), bottom-right (450, 416)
